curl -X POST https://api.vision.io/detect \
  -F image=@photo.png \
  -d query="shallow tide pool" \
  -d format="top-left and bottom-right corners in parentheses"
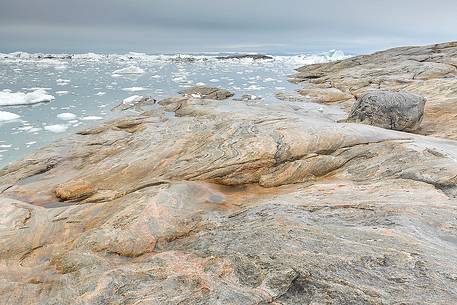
top-left (0, 51), bottom-right (348, 167)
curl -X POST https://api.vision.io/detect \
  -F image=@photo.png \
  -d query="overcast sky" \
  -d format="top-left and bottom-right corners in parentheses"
top-left (0, 0), bottom-right (456, 54)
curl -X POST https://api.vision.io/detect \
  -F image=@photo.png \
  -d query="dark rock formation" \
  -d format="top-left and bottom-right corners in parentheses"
top-left (346, 90), bottom-right (426, 131)
top-left (217, 54), bottom-right (273, 60)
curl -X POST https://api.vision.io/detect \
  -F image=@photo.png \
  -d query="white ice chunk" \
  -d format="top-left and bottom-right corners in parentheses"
top-left (44, 124), bottom-right (68, 133)
top-left (123, 95), bottom-right (144, 104)
top-left (81, 116), bottom-right (103, 121)
top-left (57, 112), bottom-right (77, 120)
top-left (0, 111), bottom-right (20, 121)
top-left (0, 89), bottom-right (55, 106)
top-left (122, 87), bottom-right (148, 92)
top-left (56, 79), bottom-right (71, 86)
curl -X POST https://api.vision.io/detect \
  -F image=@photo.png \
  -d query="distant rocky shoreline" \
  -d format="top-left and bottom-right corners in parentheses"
top-left (1, 42), bottom-right (457, 304)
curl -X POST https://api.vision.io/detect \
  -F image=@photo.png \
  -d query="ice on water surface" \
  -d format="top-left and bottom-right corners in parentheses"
top-left (0, 50), bottom-right (349, 166)
top-left (0, 110), bottom-right (20, 121)
top-left (0, 88), bottom-right (55, 106)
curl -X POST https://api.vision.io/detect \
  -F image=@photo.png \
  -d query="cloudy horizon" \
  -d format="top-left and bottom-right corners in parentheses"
top-left (1, 0), bottom-right (456, 54)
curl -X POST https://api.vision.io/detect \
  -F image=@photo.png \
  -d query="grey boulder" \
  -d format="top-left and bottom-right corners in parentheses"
top-left (346, 90), bottom-right (426, 132)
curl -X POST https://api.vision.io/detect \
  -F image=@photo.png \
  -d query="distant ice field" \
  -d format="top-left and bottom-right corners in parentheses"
top-left (0, 50), bottom-right (349, 166)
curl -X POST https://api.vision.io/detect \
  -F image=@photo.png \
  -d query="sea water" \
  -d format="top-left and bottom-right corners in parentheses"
top-left (0, 51), bottom-right (348, 167)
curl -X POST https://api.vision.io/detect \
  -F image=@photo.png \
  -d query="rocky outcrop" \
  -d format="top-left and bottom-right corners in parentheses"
top-left (179, 86), bottom-right (234, 100)
top-left (1, 42), bottom-right (457, 304)
top-left (346, 90), bottom-right (426, 131)
top-left (287, 41), bottom-right (457, 139)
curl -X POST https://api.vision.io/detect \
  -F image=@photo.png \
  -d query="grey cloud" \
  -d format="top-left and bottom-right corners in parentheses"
top-left (0, 0), bottom-right (456, 53)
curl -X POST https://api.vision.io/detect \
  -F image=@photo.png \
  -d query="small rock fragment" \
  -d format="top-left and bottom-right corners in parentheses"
top-left (55, 180), bottom-right (96, 201)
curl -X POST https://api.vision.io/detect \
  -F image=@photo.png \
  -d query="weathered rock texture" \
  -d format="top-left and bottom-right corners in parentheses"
top-left (288, 41), bottom-right (457, 139)
top-left (179, 86), bottom-right (234, 100)
top-left (1, 42), bottom-right (457, 304)
top-left (346, 90), bottom-right (426, 131)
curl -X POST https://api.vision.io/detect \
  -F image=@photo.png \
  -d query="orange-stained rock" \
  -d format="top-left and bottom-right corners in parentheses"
top-left (55, 180), bottom-right (96, 201)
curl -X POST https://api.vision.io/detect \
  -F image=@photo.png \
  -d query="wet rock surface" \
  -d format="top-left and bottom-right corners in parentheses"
top-left (1, 42), bottom-right (457, 304)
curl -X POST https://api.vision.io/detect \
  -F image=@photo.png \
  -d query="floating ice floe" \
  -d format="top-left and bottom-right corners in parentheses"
top-left (54, 64), bottom-right (67, 71)
top-left (0, 111), bottom-right (20, 122)
top-left (244, 85), bottom-right (265, 91)
top-left (27, 87), bottom-right (52, 91)
top-left (56, 91), bottom-right (69, 96)
top-left (44, 124), bottom-right (68, 133)
top-left (112, 66), bottom-right (145, 74)
top-left (122, 87), bottom-right (148, 92)
top-left (81, 116), bottom-right (103, 121)
top-left (56, 79), bottom-right (71, 86)
top-left (0, 89), bottom-right (55, 106)
top-left (95, 92), bottom-right (106, 96)
top-left (57, 113), bottom-right (77, 120)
